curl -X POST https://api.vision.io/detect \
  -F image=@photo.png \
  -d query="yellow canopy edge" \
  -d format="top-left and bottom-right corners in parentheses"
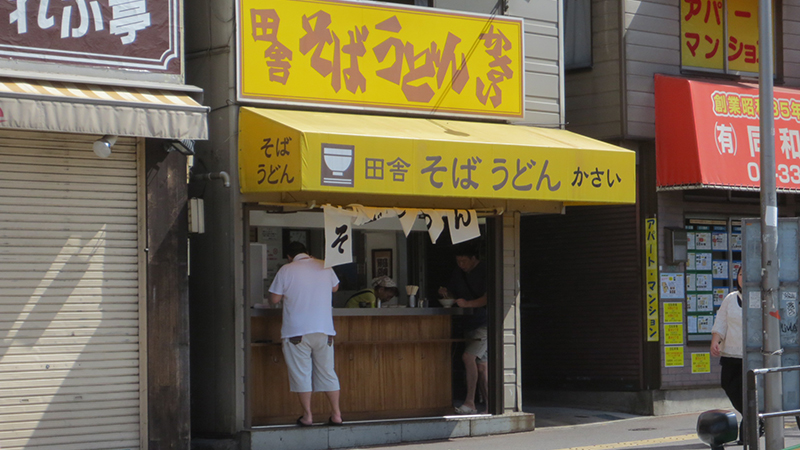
top-left (238, 108), bottom-right (636, 213)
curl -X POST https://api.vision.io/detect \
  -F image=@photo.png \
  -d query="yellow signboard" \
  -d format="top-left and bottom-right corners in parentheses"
top-left (663, 302), bottom-right (683, 324)
top-left (646, 218), bottom-right (659, 342)
top-left (680, 0), bottom-right (770, 74)
top-left (692, 352), bottom-right (711, 374)
top-left (237, 0), bottom-right (524, 119)
top-left (239, 108), bottom-right (637, 204)
top-left (665, 346), bottom-right (684, 368)
top-left (664, 324), bottom-right (684, 345)
top-left (680, 0), bottom-right (724, 71)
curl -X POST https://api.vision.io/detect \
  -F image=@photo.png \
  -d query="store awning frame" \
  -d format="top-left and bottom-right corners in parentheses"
top-left (238, 108), bottom-right (636, 213)
top-left (655, 74), bottom-right (800, 193)
top-left (0, 78), bottom-right (208, 140)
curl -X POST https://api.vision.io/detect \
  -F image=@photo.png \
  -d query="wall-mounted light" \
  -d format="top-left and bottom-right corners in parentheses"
top-left (92, 135), bottom-right (117, 158)
top-left (165, 139), bottom-right (195, 156)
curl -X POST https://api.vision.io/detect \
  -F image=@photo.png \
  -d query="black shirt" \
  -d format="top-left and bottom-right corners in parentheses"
top-left (447, 261), bottom-right (487, 331)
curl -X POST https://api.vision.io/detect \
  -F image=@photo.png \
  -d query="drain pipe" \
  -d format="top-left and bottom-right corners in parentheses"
top-left (193, 171), bottom-right (230, 188)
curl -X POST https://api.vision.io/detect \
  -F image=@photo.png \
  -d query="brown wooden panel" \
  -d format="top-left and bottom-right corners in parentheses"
top-left (250, 314), bottom-right (454, 425)
top-left (145, 140), bottom-right (190, 449)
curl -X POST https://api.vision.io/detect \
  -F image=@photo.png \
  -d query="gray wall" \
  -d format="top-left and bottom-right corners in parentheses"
top-left (564, 0), bottom-right (623, 139)
top-left (509, 0), bottom-right (563, 127)
top-left (185, 0), bottom-right (243, 436)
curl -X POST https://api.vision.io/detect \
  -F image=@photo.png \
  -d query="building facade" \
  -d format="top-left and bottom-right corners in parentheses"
top-left (0, 2), bottom-right (207, 448)
top-left (186, 0), bottom-right (636, 448)
top-left (522, 0), bottom-right (800, 415)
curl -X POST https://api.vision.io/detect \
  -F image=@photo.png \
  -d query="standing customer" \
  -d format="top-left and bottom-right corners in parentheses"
top-left (710, 268), bottom-right (744, 439)
top-left (268, 241), bottom-right (343, 426)
top-left (438, 241), bottom-right (487, 415)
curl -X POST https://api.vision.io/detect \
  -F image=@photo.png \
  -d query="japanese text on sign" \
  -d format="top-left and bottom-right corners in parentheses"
top-left (0, 0), bottom-right (178, 74)
top-left (646, 218), bottom-right (659, 342)
top-left (238, 0), bottom-right (524, 119)
top-left (681, 0), bottom-right (762, 74)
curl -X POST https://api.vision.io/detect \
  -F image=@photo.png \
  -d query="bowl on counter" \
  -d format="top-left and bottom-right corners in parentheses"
top-left (439, 298), bottom-right (455, 308)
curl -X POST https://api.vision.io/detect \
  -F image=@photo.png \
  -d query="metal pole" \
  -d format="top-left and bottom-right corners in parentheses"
top-left (758, 0), bottom-right (783, 448)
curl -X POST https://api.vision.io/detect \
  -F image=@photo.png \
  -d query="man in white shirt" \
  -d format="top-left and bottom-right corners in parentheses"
top-left (269, 241), bottom-right (342, 426)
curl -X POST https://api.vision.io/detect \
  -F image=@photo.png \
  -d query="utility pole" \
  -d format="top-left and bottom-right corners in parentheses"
top-left (758, 0), bottom-right (783, 448)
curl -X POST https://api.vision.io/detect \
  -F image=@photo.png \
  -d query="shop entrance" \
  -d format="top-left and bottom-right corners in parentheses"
top-left (244, 207), bottom-right (500, 425)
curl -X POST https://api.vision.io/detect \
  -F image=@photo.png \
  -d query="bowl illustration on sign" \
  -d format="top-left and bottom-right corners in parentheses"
top-left (323, 147), bottom-right (353, 176)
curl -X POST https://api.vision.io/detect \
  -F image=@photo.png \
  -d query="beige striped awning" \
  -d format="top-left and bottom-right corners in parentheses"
top-left (0, 77), bottom-right (208, 140)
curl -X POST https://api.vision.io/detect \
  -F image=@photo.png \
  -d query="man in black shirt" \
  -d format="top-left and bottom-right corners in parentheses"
top-left (438, 242), bottom-right (487, 415)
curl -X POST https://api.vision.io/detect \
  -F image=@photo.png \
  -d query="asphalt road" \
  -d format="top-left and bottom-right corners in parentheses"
top-left (351, 408), bottom-right (800, 450)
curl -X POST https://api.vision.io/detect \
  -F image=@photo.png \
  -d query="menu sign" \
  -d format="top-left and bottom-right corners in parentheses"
top-left (0, 0), bottom-right (181, 74)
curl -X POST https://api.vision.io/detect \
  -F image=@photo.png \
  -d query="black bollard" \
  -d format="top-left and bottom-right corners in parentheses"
top-left (697, 410), bottom-right (739, 450)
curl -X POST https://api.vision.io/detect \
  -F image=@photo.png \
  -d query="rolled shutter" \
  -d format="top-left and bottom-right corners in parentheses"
top-left (0, 130), bottom-right (141, 449)
top-left (520, 205), bottom-right (644, 391)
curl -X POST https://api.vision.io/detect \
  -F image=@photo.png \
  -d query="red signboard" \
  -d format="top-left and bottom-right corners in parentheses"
top-left (655, 74), bottom-right (800, 192)
top-left (0, 0), bottom-right (180, 74)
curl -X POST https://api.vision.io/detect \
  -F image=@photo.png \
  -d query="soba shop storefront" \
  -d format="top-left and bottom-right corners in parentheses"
top-left (239, 108), bottom-right (637, 426)
top-left (221, 0), bottom-right (635, 444)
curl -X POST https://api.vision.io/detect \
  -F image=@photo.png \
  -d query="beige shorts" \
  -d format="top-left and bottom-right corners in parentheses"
top-left (281, 332), bottom-right (340, 392)
top-left (464, 325), bottom-right (488, 364)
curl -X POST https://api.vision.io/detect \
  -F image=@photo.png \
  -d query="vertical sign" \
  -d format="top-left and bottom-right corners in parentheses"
top-left (646, 218), bottom-right (659, 341)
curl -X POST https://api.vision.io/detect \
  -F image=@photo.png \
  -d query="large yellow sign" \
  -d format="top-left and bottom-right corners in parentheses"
top-left (681, 0), bottom-right (767, 74)
top-left (237, 0), bottom-right (524, 119)
top-left (239, 108), bottom-right (637, 204)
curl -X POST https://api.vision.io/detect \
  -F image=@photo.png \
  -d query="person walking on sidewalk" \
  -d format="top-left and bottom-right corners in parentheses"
top-left (269, 241), bottom-right (343, 426)
top-left (710, 267), bottom-right (760, 441)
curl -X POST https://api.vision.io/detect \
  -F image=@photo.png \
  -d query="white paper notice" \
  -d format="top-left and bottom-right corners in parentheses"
top-left (749, 291), bottom-right (761, 309)
top-left (767, 206), bottom-right (778, 227)
top-left (445, 209), bottom-right (480, 244)
top-left (323, 205), bottom-right (354, 268)
top-left (687, 315), bottom-right (698, 333)
top-left (697, 315), bottom-right (713, 333)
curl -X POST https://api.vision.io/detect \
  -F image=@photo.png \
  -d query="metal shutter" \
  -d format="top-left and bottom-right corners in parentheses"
top-left (520, 205), bottom-right (644, 391)
top-left (0, 130), bottom-right (142, 450)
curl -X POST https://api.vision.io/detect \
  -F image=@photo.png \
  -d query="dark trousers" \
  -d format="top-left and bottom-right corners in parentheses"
top-left (720, 356), bottom-right (743, 414)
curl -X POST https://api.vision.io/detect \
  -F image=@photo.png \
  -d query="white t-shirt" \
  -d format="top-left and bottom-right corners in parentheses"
top-left (711, 290), bottom-right (743, 358)
top-left (268, 253), bottom-right (340, 339)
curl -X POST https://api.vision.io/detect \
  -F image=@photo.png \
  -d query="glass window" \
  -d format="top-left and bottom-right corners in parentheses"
top-left (564, 0), bottom-right (592, 71)
top-left (680, 1), bottom-right (780, 77)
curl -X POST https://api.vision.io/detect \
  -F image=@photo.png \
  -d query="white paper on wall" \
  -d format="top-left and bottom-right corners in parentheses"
top-left (323, 205), bottom-right (355, 268)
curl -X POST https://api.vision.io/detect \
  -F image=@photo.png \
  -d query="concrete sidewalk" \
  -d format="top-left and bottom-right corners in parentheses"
top-left (349, 408), bottom-right (800, 450)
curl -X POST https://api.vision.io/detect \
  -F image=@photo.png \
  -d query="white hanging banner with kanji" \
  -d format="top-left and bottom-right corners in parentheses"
top-left (420, 209), bottom-right (445, 243)
top-left (352, 206), bottom-right (397, 226)
top-left (396, 208), bottom-right (420, 237)
top-left (323, 205), bottom-right (355, 268)
top-left (445, 209), bottom-right (480, 244)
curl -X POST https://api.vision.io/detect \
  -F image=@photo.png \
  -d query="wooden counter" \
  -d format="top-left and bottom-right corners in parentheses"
top-left (249, 309), bottom-right (459, 425)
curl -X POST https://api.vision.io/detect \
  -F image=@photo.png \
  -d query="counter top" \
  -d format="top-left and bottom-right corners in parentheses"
top-left (251, 306), bottom-right (469, 317)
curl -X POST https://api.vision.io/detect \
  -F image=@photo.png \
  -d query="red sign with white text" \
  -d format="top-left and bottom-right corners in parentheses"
top-left (655, 74), bottom-right (800, 192)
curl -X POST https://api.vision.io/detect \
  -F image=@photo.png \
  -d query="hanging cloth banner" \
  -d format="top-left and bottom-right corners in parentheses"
top-left (352, 206), bottom-right (398, 226)
top-left (396, 208), bottom-right (420, 237)
top-left (445, 209), bottom-right (481, 244)
top-left (420, 209), bottom-right (445, 243)
top-left (323, 205), bottom-right (355, 268)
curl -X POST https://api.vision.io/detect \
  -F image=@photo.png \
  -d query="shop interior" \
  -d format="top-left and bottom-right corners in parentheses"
top-left (245, 207), bottom-right (492, 425)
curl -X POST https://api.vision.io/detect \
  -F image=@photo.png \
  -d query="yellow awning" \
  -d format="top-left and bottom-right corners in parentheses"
top-left (238, 108), bottom-right (635, 213)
